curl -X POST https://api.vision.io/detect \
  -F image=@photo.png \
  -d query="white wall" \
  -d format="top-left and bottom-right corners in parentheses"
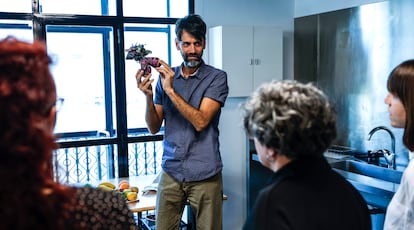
top-left (196, 0), bottom-right (295, 80)
top-left (218, 98), bottom-right (248, 229)
top-left (294, 0), bottom-right (387, 17)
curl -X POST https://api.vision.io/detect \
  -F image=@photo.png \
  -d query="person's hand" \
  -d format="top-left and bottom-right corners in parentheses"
top-left (136, 69), bottom-right (154, 97)
top-left (155, 60), bottom-right (175, 94)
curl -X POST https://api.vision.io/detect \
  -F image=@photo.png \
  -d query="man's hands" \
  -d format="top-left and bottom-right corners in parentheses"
top-left (136, 59), bottom-right (175, 96)
top-left (135, 61), bottom-right (166, 134)
top-left (155, 60), bottom-right (175, 95)
top-left (136, 69), bottom-right (154, 97)
top-left (136, 59), bottom-right (221, 132)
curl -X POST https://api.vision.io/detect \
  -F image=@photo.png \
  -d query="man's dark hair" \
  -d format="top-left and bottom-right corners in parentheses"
top-left (175, 14), bottom-right (206, 42)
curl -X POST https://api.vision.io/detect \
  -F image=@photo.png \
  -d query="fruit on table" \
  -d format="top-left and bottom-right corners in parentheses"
top-left (98, 181), bottom-right (116, 189)
top-left (130, 186), bottom-right (139, 193)
top-left (97, 180), bottom-right (139, 201)
top-left (98, 184), bottom-right (115, 191)
top-left (123, 189), bottom-right (132, 195)
top-left (127, 192), bottom-right (138, 201)
top-left (84, 183), bottom-right (92, 188)
top-left (118, 179), bottom-right (128, 184)
top-left (119, 181), bottom-right (130, 190)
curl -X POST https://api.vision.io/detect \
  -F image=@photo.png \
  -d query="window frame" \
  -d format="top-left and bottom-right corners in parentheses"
top-left (0, 0), bottom-right (194, 179)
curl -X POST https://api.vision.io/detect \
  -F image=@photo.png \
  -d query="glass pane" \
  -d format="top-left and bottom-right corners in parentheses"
top-left (123, 0), bottom-right (167, 17)
top-left (0, 20), bottom-right (33, 42)
top-left (0, 0), bottom-right (32, 13)
top-left (46, 26), bottom-right (115, 135)
top-left (124, 24), bottom-right (182, 133)
top-left (40, 0), bottom-right (116, 16)
top-left (169, 0), bottom-right (189, 18)
top-left (169, 25), bottom-right (183, 67)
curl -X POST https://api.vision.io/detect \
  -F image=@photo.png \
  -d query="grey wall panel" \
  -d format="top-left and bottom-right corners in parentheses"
top-left (295, 0), bottom-right (414, 168)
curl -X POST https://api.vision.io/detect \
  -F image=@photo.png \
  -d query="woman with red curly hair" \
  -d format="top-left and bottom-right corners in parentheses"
top-left (0, 37), bottom-right (138, 230)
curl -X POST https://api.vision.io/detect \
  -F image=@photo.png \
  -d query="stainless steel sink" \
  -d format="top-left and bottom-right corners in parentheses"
top-left (329, 159), bottom-right (403, 210)
top-left (330, 160), bottom-right (403, 184)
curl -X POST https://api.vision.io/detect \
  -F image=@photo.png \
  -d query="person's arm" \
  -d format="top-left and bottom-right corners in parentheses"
top-left (136, 69), bottom-right (164, 134)
top-left (156, 60), bottom-right (222, 132)
top-left (145, 96), bottom-right (164, 134)
top-left (166, 91), bottom-right (221, 132)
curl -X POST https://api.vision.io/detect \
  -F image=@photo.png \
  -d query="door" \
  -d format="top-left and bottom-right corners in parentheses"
top-left (253, 27), bottom-right (283, 89)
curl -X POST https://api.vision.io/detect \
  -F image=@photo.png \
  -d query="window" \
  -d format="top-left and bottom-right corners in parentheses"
top-left (38, 0), bottom-right (189, 17)
top-left (0, 1), bottom-right (32, 13)
top-left (40, 0), bottom-right (116, 15)
top-left (123, 0), bottom-right (189, 18)
top-left (0, 0), bottom-right (194, 183)
top-left (47, 27), bottom-right (112, 133)
top-left (0, 20), bottom-right (32, 41)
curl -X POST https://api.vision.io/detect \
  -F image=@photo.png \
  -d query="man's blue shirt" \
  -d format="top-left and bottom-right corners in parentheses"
top-left (154, 61), bottom-right (229, 182)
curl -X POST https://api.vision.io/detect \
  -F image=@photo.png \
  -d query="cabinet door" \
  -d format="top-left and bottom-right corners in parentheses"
top-left (209, 26), bottom-right (254, 97)
top-left (253, 27), bottom-right (283, 89)
top-left (222, 26), bottom-right (254, 97)
top-left (208, 26), bottom-right (282, 97)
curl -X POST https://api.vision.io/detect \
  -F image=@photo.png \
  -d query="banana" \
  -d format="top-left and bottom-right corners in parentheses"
top-left (98, 181), bottom-right (116, 189)
top-left (98, 184), bottom-right (115, 191)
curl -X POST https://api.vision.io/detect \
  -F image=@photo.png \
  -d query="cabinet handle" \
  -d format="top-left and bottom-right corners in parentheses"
top-left (250, 59), bottom-right (254, 65)
top-left (255, 59), bottom-right (260, 65)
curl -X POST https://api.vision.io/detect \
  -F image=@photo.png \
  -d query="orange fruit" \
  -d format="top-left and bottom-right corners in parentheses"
top-left (119, 182), bottom-right (130, 190)
top-left (118, 180), bottom-right (129, 186)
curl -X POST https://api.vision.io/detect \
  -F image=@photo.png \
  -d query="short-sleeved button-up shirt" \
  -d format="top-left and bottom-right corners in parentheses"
top-left (154, 61), bottom-right (229, 182)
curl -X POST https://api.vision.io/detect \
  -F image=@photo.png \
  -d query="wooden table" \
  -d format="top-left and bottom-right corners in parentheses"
top-left (92, 174), bottom-right (158, 212)
top-left (91, 175), bottom-right (158, 229)
top-left (95, 174), bottom-right (227, 230)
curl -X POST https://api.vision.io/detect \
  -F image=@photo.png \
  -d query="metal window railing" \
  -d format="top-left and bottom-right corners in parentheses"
top-left (53, 136), bottom-right (163, 185)
top-left (128, 140), bottom-right (163, 176)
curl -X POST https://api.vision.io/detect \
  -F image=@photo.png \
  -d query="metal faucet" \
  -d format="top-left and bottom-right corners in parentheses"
top-left (371, 149), bottom-right (396, 169)
top-left (368, 126), bottom-right (396, 169)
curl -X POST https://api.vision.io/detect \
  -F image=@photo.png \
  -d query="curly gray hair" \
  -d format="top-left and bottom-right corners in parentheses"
top-left (242, 80), bottom-right (336, 159)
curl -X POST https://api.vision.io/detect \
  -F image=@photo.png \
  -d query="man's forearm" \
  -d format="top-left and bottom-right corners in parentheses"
top-left (145, 96), bottom-right (162, 134)
top-left (165, 88), bottom-right (211, 132)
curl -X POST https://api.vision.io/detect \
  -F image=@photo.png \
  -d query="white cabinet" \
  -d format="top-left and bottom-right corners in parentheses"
top-left (208, 26), bottom-right (283, 97)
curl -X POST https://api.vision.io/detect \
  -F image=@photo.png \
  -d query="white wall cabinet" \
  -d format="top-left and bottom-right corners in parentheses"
top-left (208, 26), bottom-right (283, 97)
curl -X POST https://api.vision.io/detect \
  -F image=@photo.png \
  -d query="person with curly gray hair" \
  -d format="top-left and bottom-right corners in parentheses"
top-left (242, 80), bottom-right (371, 230)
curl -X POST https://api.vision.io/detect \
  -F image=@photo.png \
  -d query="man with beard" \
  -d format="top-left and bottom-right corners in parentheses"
top-left (136, 14), bottom-right (229, 230)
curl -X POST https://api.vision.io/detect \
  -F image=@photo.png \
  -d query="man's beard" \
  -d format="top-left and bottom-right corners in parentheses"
top-left (184, 60), bottom-right (201, 68)
top-left (182, 51), bottom-right (203, 68)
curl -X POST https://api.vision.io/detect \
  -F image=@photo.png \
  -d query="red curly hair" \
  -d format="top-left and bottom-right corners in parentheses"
top-left (0, 37), bottom-right (74, 229)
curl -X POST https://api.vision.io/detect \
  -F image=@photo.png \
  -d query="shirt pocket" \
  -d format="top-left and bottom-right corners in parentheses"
top-left (163, 140), bottom-right (185, 160)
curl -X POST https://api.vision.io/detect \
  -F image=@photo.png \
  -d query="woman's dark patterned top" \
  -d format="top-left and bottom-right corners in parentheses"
top-left (65, 187), bottom-right (139, 230)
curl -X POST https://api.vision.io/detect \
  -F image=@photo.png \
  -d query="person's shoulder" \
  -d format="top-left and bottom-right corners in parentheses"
top-left (74, 187), bottom-right (124, 204)
top-left (400, 160), bottom-right (414, 189)
top-left (201, 63), bottom-right (227, 74)
top-left (404, 159), bottom-right (414, 174)
top-left (66, 187), bottom-right (138, 230)
top-left (75, 186), bottom-right (121, 196)
top-left (199, 64), bottom-right (227, 85)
